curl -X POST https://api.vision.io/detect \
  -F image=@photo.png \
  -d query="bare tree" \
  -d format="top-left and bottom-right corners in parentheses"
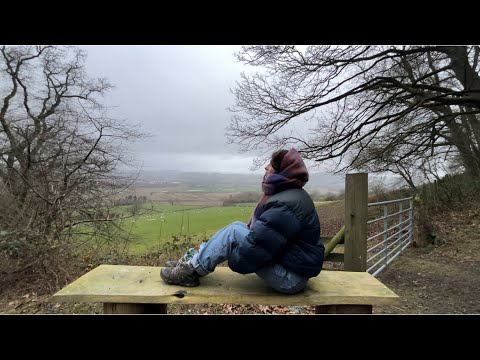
top-left (0, 45), bottom-right (143, 282)
top-left (228, 46), bottom-right (480, 182)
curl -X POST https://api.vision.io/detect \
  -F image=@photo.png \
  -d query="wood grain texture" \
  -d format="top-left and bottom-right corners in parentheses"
top-left (344, 173), bottom-right (368, 272)
top-left (103, 303), bottom-right (167, 314)
top-left (53, 265), bottom-right (399, 306)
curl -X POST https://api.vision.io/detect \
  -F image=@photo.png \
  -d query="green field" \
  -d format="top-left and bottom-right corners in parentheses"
top-left (314, 201), bottom-right (334, 207)
top-left (85, 201), bottom-right (337, 255)
top-left (122, 205), bottom-right (254, 253)
top-left (114, 203), bottom-right (199, 214)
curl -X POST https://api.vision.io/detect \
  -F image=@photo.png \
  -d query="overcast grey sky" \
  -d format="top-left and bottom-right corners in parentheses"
top-left (82, 45), bottom-right (266, 173)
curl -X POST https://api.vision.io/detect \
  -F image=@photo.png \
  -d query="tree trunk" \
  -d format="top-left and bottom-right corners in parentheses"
top-left (443, 46), bottom-right (480, 105)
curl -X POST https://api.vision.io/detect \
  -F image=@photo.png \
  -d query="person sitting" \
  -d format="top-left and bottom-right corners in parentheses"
top-left (160, 148), bottom-right (324, 294)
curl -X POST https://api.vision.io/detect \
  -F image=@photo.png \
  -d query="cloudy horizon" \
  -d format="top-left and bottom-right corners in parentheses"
top-left (82, 45), bottom-right (329, 175)
top-left (83, 45), bottom-right (261, 174)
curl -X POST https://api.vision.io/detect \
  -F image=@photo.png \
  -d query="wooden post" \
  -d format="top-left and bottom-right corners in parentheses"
top-left (344, 173), bottom-right (368, 272)
top-left (315, 305), bottom-right (372, 314)
top-left (103, 303), bottom-right (167, 314)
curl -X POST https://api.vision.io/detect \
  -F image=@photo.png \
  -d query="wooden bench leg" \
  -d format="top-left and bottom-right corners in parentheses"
top-left (315, 305), bottom-right (372, 314)
top-left (103, 303), bottom-right (167, 314)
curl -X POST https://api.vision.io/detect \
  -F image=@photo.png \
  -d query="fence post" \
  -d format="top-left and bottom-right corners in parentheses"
top-left (344, 173), bottom-right (368, 272)
top-left (398, 201), bottom-right (403, 246)
top-left (408, 198), bottom-right (413, 245)
top-left (383, 204), bottom-right (389, 266)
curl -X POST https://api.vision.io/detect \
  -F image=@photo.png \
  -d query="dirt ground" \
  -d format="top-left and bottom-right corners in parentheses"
top-left (1, 205), bottom-right (479, 315)
top-left (374, 206), bottom-right (480, 314)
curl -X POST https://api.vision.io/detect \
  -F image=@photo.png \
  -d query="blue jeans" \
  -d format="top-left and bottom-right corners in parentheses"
top-left (189, 221), bottom-right (308, 294)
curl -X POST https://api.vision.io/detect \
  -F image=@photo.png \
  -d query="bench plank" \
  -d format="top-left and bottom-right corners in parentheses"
top-left (53, 264), bottom-right (399, 307)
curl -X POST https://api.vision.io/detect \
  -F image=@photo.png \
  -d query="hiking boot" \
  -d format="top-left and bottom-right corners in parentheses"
top-left (165, 248), bottom-right (198, 268)
top-left (160, 261), bottom-right (200, 287)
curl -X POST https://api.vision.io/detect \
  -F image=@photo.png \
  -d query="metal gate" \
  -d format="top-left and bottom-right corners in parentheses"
top-left (366, 197), bottom-right (413, 276)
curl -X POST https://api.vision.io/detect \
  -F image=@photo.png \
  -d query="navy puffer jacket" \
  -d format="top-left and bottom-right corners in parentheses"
top-left (228, 188), bottom-right (324, 278)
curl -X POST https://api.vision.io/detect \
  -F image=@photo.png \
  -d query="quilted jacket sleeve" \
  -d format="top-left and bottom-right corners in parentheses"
top-left (228, 202), bottom-right (301, 274)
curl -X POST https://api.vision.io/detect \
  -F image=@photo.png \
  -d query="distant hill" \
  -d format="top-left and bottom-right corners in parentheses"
top-left (131, 170), bottom-right (344, 194)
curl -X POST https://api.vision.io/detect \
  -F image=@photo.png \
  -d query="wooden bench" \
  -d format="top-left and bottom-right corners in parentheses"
top-left (52, 264), bottom-right (399, 314)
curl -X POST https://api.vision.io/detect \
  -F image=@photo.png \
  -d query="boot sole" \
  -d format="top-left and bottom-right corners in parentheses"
top-left (162, 279), bottom-right (200, 287)
top-left (160, 270), bottom-right (200, 287)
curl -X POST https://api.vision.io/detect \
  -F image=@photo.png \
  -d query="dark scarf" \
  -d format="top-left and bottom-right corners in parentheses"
top-left (248, 149), bottom-right (309, 229)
